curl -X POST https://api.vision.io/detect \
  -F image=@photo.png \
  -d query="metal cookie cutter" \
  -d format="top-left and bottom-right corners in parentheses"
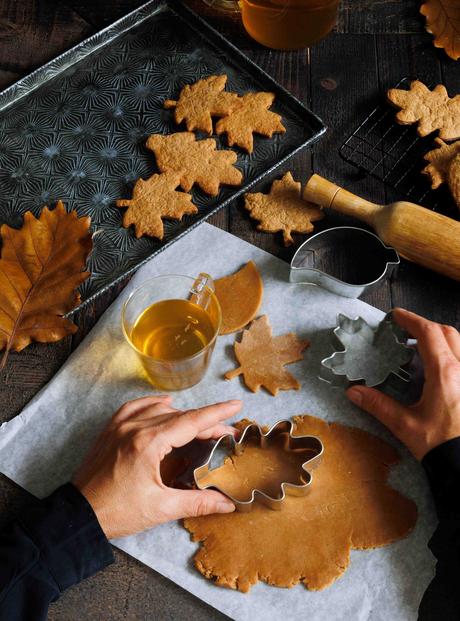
top-left (290, 226), bottom-right (400, 298)
top-left (193, 420), bottom-right (324, 512)
top-left (320, 312), bottom-right (414, 388)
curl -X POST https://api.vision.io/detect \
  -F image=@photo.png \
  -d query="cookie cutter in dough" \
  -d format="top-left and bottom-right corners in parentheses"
top-left (289, 227), bottom-right (400, 298)
top-left (320, 312), bottom-right (414, 388)
top-left (193, 419), bottom-right (323, 512)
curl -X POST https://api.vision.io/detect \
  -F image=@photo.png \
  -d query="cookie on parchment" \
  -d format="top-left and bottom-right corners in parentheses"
top-left (216, 92), bottom-right (285, 153)
top-left (387, 80), bottom-right (460, 141)
top-left (244, 172), bottom-right (323, 246)
top-left (163, 75), bottom-right (239, 135)
top-left (146, 132), bottom-right (243, 196)
top-left (116, 171), bottom-right (197, 239)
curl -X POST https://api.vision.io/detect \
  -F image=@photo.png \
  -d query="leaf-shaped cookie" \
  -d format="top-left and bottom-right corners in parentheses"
top-left (224, 315), bottom-right (309, 395)
top-left (422, 137), bottom-right (460, 188)
top-left (244, 172), bottom-right (324, 245)
top-left (0, 201), bottom-right (92, 365)
top-left (215, 261), bottom-right (263, 335)
top-left (216, 92), bottom-right (285, 153)
top-left (420, 0), bottom-right (460, 60)
top-left (116, 171), bottom-right (198, 239)
top-left (448, 153), bottom-right (460, 211)
top-left (184, 414), bottom-right (417, 592)
top-left (164, 75), bottom-right (239, 134)
top-left (387, 80), bottom-right (460, 140)
top-left (146, 132), bottom-right (243, 196)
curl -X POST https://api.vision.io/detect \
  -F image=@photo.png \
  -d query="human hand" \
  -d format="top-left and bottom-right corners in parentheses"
top-left (73, 396), bottom-right (241, 539)
top-left (346, 308), bottom-right (460, 461)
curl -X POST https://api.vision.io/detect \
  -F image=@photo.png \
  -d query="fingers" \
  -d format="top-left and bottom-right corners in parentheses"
top-left (440, 324), bottom-right (460, 361)
top-left (196, 424), bottom-right (238, 440)
top-left (112, 395), bottom-right (173, 423)
top-left (168, 488), bottom-right (235, 520)
top-left (165, 400), bottom-right (242, 448)
top-left (392, 308), bottom-right (454, 368)
top-left (346, 386), bottom-right (409, 440)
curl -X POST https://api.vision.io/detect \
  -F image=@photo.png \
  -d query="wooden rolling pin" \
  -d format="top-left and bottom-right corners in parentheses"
top-left (304, 174), bottom-right (460, 282)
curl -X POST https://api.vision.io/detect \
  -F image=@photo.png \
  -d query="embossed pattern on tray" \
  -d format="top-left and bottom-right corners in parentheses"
top-left (0, 1), bottom-right (325, 310)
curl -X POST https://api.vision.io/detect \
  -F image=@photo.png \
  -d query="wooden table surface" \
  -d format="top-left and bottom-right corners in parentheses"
top-left (1, 1), bottom-right (459, 619)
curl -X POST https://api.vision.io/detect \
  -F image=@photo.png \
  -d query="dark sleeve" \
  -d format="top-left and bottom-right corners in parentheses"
top-left (0, 483), bottom-right (114, 621)
top-left (418, 437), bottom-right (460, 621)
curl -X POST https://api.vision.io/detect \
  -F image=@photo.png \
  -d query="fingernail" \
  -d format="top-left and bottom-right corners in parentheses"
top-left (226, 399), bottom-right (242, 405)
top-left (216, 501), bottom-right (236, 513)
top-left (347, 387), bottom-right (362, 407)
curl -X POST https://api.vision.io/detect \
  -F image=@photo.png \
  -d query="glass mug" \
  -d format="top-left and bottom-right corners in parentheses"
top-left (122, 274), bottom-right (221, 391)
top-left (241, 0), bottom-right (340, 49)
top-left (204, 0), bottom-right (340, 50)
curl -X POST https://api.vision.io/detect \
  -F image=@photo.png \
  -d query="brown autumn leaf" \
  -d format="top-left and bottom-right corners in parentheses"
top-left (224, 315), bottom-right (309, 395)
top-left (420, 0), bottom-right (460, 61)
top-left (0, 201), bottom-right (92, 366)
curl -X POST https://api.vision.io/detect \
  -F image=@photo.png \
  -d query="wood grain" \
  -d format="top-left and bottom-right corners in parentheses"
top-left (0, 0), bottom-right (458, 619)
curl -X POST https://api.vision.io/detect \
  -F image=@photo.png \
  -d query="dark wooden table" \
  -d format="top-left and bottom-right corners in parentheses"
top-left (1, 1), bottom-right (459, 619)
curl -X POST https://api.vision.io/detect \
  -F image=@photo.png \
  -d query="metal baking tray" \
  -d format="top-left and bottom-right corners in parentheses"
top-left (0, 0), bottom-right (325, 311)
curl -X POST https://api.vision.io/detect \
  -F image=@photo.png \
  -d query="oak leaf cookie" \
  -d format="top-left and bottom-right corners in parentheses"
top-left (163, 75), bottom-right (239, 135)
top-left (146, 132), bottom-right (243, 196)
top-left (214, 261), bottom-right (263, 335)
top-left (116, 171), bottom-right (197, 239)
top-left (216, 92), bottom-right (285, 153)
top-left (184, 414), bottom-right (417, 592)
top-left (387, 80), bottom-right (460, 141)
top-left (448, 153), bottom-right (460, 211)
top-left (225, 315), bottom-right (309, 395)
top-left (244, 172), bottom-right (323, 246)
top-left (422, 137), bottom-right (460, 189)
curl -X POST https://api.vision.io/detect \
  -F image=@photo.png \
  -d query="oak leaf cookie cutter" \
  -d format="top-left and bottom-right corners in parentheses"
top-left (290, 227), bottom-right (400, 298)
top-left (193, 419), bottom-right (323, 512)
top-left (320, 312), bottom-right (414, 388)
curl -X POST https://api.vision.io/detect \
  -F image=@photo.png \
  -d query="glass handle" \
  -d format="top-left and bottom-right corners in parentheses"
top-left (190, 272), bottom-right (214, 310)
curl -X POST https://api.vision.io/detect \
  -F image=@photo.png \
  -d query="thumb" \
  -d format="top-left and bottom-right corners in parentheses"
top-left (346, 385), bottom-right (409, 437)
top-left (168, 489), bottom-right (235, 520)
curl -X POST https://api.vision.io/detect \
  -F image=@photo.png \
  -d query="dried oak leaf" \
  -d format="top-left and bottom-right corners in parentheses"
top-left (224, 315), bottom-right (309, 395)
top-left (422, 137), bottom-right (460, 188)
top-left (116, 172), bottom-right (198, 239)
top-left (420, 0), bottom-right (460, 60)
top-left (0, 201), bottom-right (92, 363)
top-left (146, 132), bottom-right (243, 196)
top-left (387, 80), bottom-right (460, 140)
top-left (184, 414), bottom-right (417, 592)
top-left (244, 172), bottom-right (324, 245)
top-left (164, 75), bottom-right (239, 134)
top-left (215, 92), bottom-right (286, 153)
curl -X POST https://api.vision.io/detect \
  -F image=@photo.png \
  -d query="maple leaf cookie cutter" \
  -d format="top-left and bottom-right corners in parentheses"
top-left (320, 312), bottom-right (415, 388)
top-left (193, 420), bottom-right (324, 512)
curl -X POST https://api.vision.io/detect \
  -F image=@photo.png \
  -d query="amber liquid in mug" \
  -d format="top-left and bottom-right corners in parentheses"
top-left (130, 298), bottom-right (216, 361)
top-left (240, 0), bottom-right (339, 50)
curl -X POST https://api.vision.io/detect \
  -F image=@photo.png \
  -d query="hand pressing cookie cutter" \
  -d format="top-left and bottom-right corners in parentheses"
top-left (193, 420), bottom-right (323, 512)
top-left (290, 227), bottom-right (400, 298)
top-left (320, 312), bottom-right (414, 388)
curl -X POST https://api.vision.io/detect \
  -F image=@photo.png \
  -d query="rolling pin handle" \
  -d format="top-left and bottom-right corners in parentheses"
top-left (304, 174), bottom-right (382, 226)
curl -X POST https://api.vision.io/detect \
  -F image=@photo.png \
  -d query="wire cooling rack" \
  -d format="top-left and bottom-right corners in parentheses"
top-left (339, 78), bottom-right (457, 217)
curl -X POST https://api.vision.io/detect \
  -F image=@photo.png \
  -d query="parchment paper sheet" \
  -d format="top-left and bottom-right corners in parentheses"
top-left (0, 223), bottom-right (436, 621)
